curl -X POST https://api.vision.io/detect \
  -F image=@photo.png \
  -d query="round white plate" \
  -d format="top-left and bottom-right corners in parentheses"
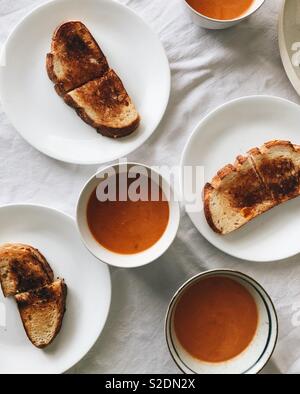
top-left (0, 0), bottom-right (170, 165)
top-left (181, 96), bottom-right (300, 262)
top-left (0, 204), bottom-right (111, 374)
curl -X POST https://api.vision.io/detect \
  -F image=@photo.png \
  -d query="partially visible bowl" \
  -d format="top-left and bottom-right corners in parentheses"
top-left (165, 269), bottom-right (278, 374)
top-left (77, 162), bottom-right (180, 269)
top-left (183, 0), bottom-right (265, 29)
top-left (278, 0), bottom-right (300, 96)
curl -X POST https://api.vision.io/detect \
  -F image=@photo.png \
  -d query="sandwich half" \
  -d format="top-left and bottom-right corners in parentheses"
top-left (0, 244), bottom-right (54, 297)
top-left (64, 69), bottom-right (140, 138)
top-left (15, 279), bottom-right (67, 349)
top-left (46, 21), bottom-right (109, 96)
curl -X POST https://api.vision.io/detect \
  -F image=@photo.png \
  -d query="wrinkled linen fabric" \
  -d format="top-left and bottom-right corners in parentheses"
top-left (0, 0), bottom-right (299, 374)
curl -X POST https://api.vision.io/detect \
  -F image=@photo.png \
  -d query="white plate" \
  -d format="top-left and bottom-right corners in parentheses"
top-left (278, 0), bottom-right (300, 96)
top-left (0, 204), bottom-right (111, 374)
top-left (0, 0), bottom-right (170, 165)
top-left (181, 96), bottom-right (300, 262)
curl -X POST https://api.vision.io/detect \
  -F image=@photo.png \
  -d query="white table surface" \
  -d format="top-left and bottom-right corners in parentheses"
top-left (0, 0), bottom-right (300, 374)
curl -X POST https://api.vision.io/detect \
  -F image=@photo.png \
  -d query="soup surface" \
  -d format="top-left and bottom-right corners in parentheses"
top-left (186, 0), bottom-right (254, 20)
top-left (87, 174), bottom-right (170, 254)
top-left (173, 276), bottom-right (258, 363)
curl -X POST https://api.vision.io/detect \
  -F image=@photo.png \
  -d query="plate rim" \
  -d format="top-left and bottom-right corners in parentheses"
top-left (0, 202), bottom-right (112, 374)
top-left (0, 0), bottom-right (171, 165)
top-left (180, 94), bottom-right (300, 263)
top-left (278, 0), bottom-right (300, 97)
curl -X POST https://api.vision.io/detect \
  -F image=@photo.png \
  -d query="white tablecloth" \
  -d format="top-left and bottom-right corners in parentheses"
top-left (1, 0), bottom-right (300, 374)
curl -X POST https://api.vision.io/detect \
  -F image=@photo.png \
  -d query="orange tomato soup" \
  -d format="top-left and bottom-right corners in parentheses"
top-left (173, 276), bottom-right (258, 363)
top-left (186, 0), bottom-right (254, 20)
top-left (87, 174), bottom-right (170, 255)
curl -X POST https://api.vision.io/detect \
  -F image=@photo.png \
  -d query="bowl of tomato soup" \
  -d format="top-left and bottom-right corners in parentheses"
top-left (77, 163), bottom-right (180, 268)
top-left (183, 0), bottom-right (265, 29)
top-left (166, 270), bottom-right (278, 374)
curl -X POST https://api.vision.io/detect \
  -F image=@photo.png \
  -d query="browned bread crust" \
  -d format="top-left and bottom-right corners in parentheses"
top-left (203, 183), bottom-right (222, 234)
top-left (46, 21), bottom-right (109, 96)
top-left (64, 70), bottom-right (140, 138)
top-left (15, 279), bottom-right (67, 349)
top-left (0, 244), bottom-right (54, 297)
top-left (204, 140), bottom-right (300, 235)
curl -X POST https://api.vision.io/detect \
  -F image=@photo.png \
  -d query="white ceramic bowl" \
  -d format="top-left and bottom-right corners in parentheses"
top-left (183, 0), bottom-right (265, 29)
top-left (77, 163), bottom-right (180, 268)
top-left (165, 270), bottom-right (278, 374)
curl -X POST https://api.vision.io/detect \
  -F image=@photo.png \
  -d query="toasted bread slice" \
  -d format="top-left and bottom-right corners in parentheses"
top-left (204, 155), bottom-right (275, 234)
top-left (204, 140), bottom-right (300, 234)
top-left (46, 21), bottom-right (109, 96)
top-left (64, 69), bottom-right (140, 138)
top-left (249, 141), bottom-right (300, 203)
top-left (0, 244), bottom-right (54, 297)
top-left (15, 279), bottom-right (67, 349)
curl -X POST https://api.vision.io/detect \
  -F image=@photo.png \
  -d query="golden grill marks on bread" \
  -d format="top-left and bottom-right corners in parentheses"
top-left (204, 140), bottom-right (300, 235)
top-left (0, 244), bottom-right (54, 297)
top-left (15, 279), bottom-right (67, 349)
top-left (249, 141), bottom-right (300, 202)
top-left (46, 21), bottom-right (109, 96)
top-left (204, 154), bottom-right (275, 234)
top-left (64, 69), bottom-right (140, 138)
top-left (0, 244), bottom-right (67, 348)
